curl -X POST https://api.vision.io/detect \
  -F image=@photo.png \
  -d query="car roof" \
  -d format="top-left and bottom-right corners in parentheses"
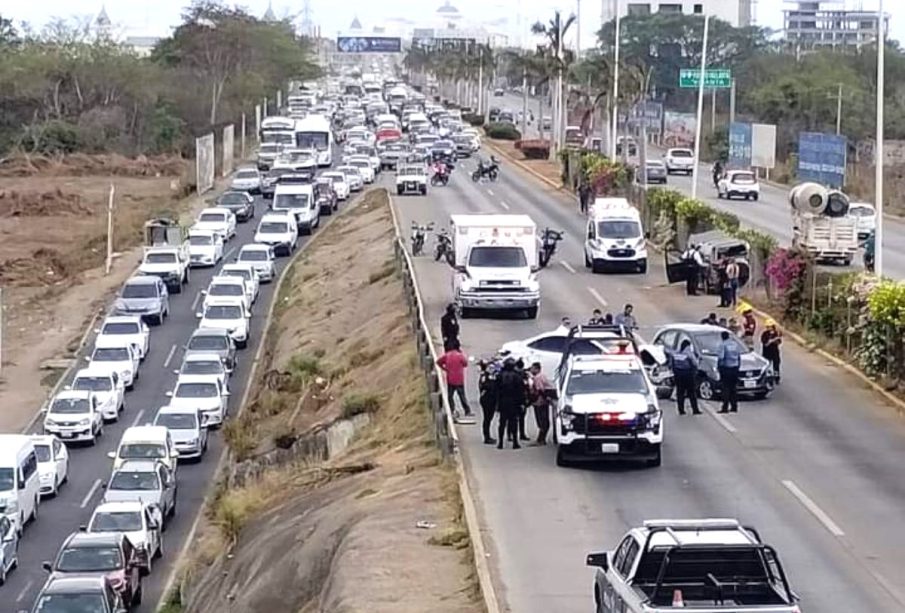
top-left (157, 404), bottom-right (202, 415)
top-left (30, 434), bottom-right (58, 446)
top-left (64, 531), bottom-right (124, 548)
top-left (92, 500), bottom-right (146, 513)
top-left (74, 368), bottom-right (114, 379)
top-left (190, 326), bottom-right (230, 337)
top-left (661, 323), bottom-right (726, 333)
top-left (101, 315), bottom-right (142, 325)
top-left (115, 459), bottom-right (164, 472)
top-left (189, 227), bottom-right (219, 236)
top-left (239, 243), bottom-right (271, 251)
top-left (42, 575), bottom-right (109, 593)
top-left (181, 352), bottom-right (224, 363)
top-left (570, 354), bottom-right (644, 372)
top-left (125, 275), bottom-right (161, 286)
top-left (208, 276), bottom-right (245, 285)
top-left (53, 389), bottom-right (93, 400)
top-left (120, 425), bottom-right (169, 442)
top-left (92, 342), bottom-right (133, 352)
top-left (175, 374), bottom-right (222, 385)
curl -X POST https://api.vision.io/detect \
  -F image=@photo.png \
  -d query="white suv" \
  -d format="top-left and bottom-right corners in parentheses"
top-left (44, 390), bottom-right (104, 444)
top-left (254, 212), bottom-right (298, 256)
top-left (664, 148), bottom-right (695, 175)
top-left (196, 297), bottom-right (250, 349)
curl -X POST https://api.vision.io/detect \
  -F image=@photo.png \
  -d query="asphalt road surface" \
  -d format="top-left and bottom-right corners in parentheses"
top-left (390, 151), bottom-right (905, 612)
top-left (2, 176), bottom-right (364, 612)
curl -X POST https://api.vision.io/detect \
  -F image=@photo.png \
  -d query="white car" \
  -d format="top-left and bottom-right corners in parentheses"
top-left (274, 148), bottom-right (317, 173)
top-left (187, 228), bottom-right (225, 267)
top-left (218, 263), bottom-right (259, 304)
top-left (203, 277), bottom-right (251, 313)
top-left (196, 298), bottom-right (250, 349)
top-left (348, 156), bottom-right (376, 183)
top-left (230, 167), bottom-right (262, 194)
top-left (70, 368), bottom-right (126, 422)
top-left (154, 405), bottom-right (209, 459)
top-left (30, 435), bottom-right (69, 497)
top-left (94, 316), bottom-right (150, 360)
top-left (166, 375), bottom-right (231, 427)
top-left (717, 169), bottom-right (760, 201)
top-left (849, 202), bottom-right (877, 239)
top-left (174, 353), bottom-right (230, 389)
top-left (86, 344), bottom-right (140, 390)
top-left (194, 208), bottom-right (237, 240)
top-left (236, 244), bottom-right (276, 283)
top-left (86, 500), bottom-right (163, 575)
top-left (396, 164), bottom-right (428, 196)
top-left (337, 165), bottom-right (364, 191)
top-left (321, 172), bottom-right (351, 200)
top-left (254, 212), bottom-right (298, 257)
top-left (664, 148), bottom-right (695, 175)
top-left (43, 390), bottom-right (104, 444)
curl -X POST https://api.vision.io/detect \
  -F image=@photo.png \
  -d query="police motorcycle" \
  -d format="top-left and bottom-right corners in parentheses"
top-left (411, 221), bottom-right (434, 256)
top-left (472, 156), bottom-right (500, 182)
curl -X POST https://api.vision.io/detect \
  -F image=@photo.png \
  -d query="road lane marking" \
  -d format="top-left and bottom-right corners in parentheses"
top-left (705, 405), bottom-right (738, 433)
top-left (16, 579), bottom-right (34, 602)
top-left (487, 188), bottom-right (494, 196)
top-left (163, 344), bottom-right (177, 369)
top-left (191, 291), bottom-right (202, 311)
top-left (222, 246), bottom-right (236, 262)
top-left (560, 261), bottom-right (577, 274)
top-left (80, 478), bottom-right (102, 509)
top-left (131, 408), bottom-right (146, 428)
top-left (587, 287), bottom-right (608, 307)
top-left (782, 480), bottom-right (845, 537)
top-left (499, 200), bottom-right (510, 210)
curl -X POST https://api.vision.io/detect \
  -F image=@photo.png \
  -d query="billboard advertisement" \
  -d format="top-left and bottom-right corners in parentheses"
top-left (222, 124), bottom-right (235, 178)
top-left (195, 133), bottom-right (215, 196)
top-left (729, 122), bottom-right (752, 168)
top-left (630, 101), bottom-right (663, 134)
top-left (663, 112), bottom-right (697, 148)
top-left (798, 132), bottom-right (847, 187)
top-left (751, 123), bottom-right (777, 169)
top-left (336, 36), bottom-right (402, 53)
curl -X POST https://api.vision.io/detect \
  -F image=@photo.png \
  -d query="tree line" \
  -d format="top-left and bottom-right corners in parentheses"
top-left (0, 1), bottom-right (320, 157)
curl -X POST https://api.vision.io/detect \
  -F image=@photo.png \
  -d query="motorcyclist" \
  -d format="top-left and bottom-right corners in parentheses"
top-left (712, 160), bottom-right (724, 187)
top-left (864, 229), bottom-right (876, 272)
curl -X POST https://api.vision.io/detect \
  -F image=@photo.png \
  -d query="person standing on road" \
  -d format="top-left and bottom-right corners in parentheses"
top-left (761, 320), bottom-right (783, 384)
top-left (614, 304), bottom-right (637, 330)
top-left (529, 362), bottom-right (555, 444)
top-left (742, 308), bottom-right (757, 350)
top-left (496, 358), bottom-right (525, 449)
top-left (578, 180), bottom-right (592, 215)
top-left (515, 359), bottom-right (531, 442)
top-left (555, 316), bottom-right (573, 334)
top-left (437, 341), bottom-right (472, 419)
top-left (588, 308), bottom-right (605, 325)
top-left (440, 303), bottom-right (459, 351)
top-left (682, 244), bottom-right (706, 296)
top-left (668, 339), bottom-right (701, 415)
top-left (717, 330), bottom-right (742, 413)
top-left (478, 359), bottom-right (499, 444)
top-left (725, 258), bottom-right (740, 308)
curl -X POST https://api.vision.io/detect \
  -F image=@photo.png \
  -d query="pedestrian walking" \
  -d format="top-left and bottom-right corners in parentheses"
top-left (478, 359), bottom-right (498, 444)
top-left (440, 303), bottom-right (459, 351)
top-left (436, 341), bottom-right (472, 418)
top-left (496, 358), bottom-right (526, 449)
top-left (717, 330), bottom-right (742, 413)
top-left (761, 319), bottom-right (783, 383)
top-left (668, 339), bottom-right (701, 415)
top-left (725, 258), bottom-right (740, 308)
top-left (741, 308), bottom-right (757, 350)
top-left (614, 303), bottom-right (637, 330)
top-left (529, 362), bottom-right (555, 444)
top-left (579, 181), bottom-right (594, 215)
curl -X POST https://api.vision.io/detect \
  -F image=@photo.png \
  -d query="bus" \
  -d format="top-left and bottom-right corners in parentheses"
top-left (294, 115), bottom-right (334, 167)
top-left (260, 116), bottom-right (296, 146)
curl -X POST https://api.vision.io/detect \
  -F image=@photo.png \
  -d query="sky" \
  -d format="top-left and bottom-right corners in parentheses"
top-left (4, 0), bottom-right (903, 48)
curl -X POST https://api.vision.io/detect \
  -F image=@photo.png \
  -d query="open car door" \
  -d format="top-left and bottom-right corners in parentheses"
top-left (664, 249), bottom-right (691, 284)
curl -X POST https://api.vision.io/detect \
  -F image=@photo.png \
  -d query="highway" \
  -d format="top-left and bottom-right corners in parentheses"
top-left (2, 178), bottom-right (363, 612)
top-left (391, 150), bottom-right (905, 611)
top-left (490, 90), bottom-right (905, 280)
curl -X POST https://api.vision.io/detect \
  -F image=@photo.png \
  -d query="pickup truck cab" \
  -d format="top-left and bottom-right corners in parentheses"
top-left (396, 164), bottom-right (428, 195)
top-left (86, 500), bottom-right (163, 576)
top-left (137, 248), bottom-right (188, 295)
top-left (587, 519), bottom-right (800, 613)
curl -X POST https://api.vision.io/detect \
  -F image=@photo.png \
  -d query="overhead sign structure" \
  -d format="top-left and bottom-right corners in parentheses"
top-left (336, 36), bottom-right (402, 53)
top-left (798, 132), bottom-right (847, 188)
top-left (679, 68), bottom-right (732, 89)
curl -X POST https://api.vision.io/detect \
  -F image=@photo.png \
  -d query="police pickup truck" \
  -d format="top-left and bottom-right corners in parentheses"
top-left (586, 519), bottom-right (801, 613)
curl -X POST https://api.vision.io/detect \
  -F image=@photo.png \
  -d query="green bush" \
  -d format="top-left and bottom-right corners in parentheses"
top-left (484, 122), bottom-right (521, 141)
top-left (23, 120), bottom-right (84, 154)
top-left (462, 113), bottom-right (485, 126)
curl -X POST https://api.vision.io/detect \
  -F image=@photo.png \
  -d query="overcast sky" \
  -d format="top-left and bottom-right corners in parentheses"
top-left (5, 0), bottom-right (903, 47)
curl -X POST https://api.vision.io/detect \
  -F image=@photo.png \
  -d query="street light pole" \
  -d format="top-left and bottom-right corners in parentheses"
top-left (691, 14), bottom-right (710, 200)
top-left (610, 0), bottom-right (621, 159)
top-left (875, 0), bottom-right (885, 277)
top-left (835, 83), bottom-right (843, 136)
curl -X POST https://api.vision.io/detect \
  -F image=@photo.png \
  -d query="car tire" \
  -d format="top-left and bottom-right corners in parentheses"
top-left (525, 306), bottom-right (538, 319)
top-left (0, 559), bottom-right (6, 586)
top-left (133, 582), bottom-right (143, 606)
top-left (638, 259), bottom-right (648, 274)
top-left (646, 445), bottom-right (662, 468)
top-left (584, 252), bottom-right (591, 268)
top-left (753, 194), bottom-right (759, 201)
top-left (697, 378), bottom-right (716, 401)
top-left (236, 339), bottom-right (248, 350)
top-left (171, 281), bottom-right (182, 295)
top-left (555, 448), bottom-right (571, 468)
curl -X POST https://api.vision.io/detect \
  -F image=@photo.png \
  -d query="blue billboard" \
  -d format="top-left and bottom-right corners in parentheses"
top-left (336, 37), bottom-right (402, 53)
top-left (798, 132), bottom-right (847, 188)
top-left (728, 122), bottom-right (752, 168)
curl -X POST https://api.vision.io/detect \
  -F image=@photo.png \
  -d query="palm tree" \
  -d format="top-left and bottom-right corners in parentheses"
top-left (500, 49), bottom-right (549, 134)
top-left (569, 52), bottom-right (613, 139)
top-left (531, 10), bottom-right (577, 151)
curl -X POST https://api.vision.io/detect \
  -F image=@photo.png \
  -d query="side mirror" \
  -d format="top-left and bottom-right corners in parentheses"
top-left (63, 385), bottom-right (72, 391)
top-left (223, 390), bottom-right (231, 397)
top-left (100, 483), bottom-right (107, 489)
top-left (173, 369), bottom-right (180, 375)
top-left (106, 451), bottom-right (116, 459)
top-left (165, 391), bottom-right (173, 397)
top-left (78, 524), bottom-right (87, 532)
top-left (195, 313), bottom-right (203, 318)
top-left (171, 450), bottom-right (180, 459)
top-left (83, 356), bottom-right (91, 362)
top-left (201, 290), bottom-right (207, 295)
top-left (586, 552), bottom-right (609, 571)
top-left (42, 561), bottom-right (53, 572)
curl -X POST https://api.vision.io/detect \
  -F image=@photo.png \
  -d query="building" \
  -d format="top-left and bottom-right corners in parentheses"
top-left (784, 1), bottom-right (888, 49)
top-left (601, 0), bottom-right (752, 28)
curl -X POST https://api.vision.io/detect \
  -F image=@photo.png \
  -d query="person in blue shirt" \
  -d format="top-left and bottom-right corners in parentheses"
top-left (667, 339), bottom-right (701, 415)
top-left (717, 330), bottom-right (742, 413)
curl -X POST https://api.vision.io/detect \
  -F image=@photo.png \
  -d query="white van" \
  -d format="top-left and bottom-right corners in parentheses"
top-left (0, 434), bottom-right (41, 535)
top-left (272, 183), bottom-right (319, 235)
top-left (584, 198), bottom-right (648, 274)
top-left (107, 425), bottom-right (179, 475)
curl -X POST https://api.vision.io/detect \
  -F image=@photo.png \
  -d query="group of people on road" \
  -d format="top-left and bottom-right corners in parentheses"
top-left (681, 244), bottom-right (742, 309)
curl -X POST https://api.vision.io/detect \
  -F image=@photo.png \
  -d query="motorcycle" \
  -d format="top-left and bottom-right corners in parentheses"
top-left (411, 222), bottom-right (434, 256)
top-left (539, 228), bottom-right (565, 268)
top-left (434, 229), bottom-right (454, 265)
top-left (431, 163), bottom-right (450, 186)
top-left (472, 160), bottom-right (499, 183)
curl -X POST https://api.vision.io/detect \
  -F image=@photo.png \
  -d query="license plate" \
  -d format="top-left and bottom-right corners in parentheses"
top-left (743, 379), bottom-right (758, 389)
top-left (59, 432), bottom-right (74, 438)
top-left (601, 443), bottom-right (620, 454)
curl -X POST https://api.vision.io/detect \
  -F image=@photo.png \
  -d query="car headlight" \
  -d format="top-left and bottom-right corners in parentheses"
top-left (44, 418), bottom-right (57, 427)
top-left (559, 404), bottom-right (576, 431)
top-left (121, 370), bottom-right (131, 379)
top-left (642, 404), bottom-right (661, 429)
top-left (186, 438), bottom-right (198, 446)
top-left (6, 499), bottom-right (18, 513)
top-left (78, 417), bottom-right (91, 426)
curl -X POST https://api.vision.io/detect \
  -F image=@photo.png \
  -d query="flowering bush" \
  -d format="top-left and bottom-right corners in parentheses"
top-left (765, 248), bottom-right (809, 292)
top-left (867, 280), bottom-right (905, 328)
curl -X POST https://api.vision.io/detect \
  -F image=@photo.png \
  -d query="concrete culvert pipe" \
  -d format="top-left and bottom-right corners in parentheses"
top-left (824, 190), bottom-right (850, 217)
top-left (789, 182), bottom-right (829, 215)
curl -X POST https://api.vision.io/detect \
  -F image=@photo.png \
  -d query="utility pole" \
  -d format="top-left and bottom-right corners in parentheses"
top-left (478, 48), bottom-right (484, 114)
top-left (730, 78), bottom-right (737, 123)
top-left (105, 184), bottom-right (115, 275)
top-left (691, 14), bottom-right (711, 200)
top-left (610, 0), bottom-right (621, 159)
top-left (875, 0), bottom-right (885, 277)
top-left (557, 17), bottom-right (564, 151)
top-left (835, 83), bottom-right (843, 135)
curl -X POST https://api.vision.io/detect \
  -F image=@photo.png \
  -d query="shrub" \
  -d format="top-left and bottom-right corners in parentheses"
top-left (484, 122), bottom-right (521, 141)
top-left (515, 138), bottom-right (551, 159)
top-left (341, 393), bottom-right (381, 419)
top-left (462, 112), bottom-right (484, 126)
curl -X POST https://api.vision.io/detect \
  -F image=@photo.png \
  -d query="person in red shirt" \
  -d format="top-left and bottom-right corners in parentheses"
top-left (437, 341), bottom-right (472, 418)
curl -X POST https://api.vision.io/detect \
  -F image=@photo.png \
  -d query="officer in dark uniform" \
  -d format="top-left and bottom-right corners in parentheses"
top-left (668, 339), bottom-right (701, 415)
top-left (478, 359), bottom-right (498, 445)
top-left (496, 358), bottom-right (525, 449)
top-left (440, 303), bottom-right (459, 350)
top-left (515, 359), bottom-right (531, 442)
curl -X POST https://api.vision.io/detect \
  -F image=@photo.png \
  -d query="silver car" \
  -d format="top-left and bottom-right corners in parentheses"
top-left (230, 167), bottom-right (262, 194)
top-left (112, 276), bottom-right (169, 325)
top-left (184, 328), bottom-right (236, 373)
top-left (102, 460), bottom-right (177, 524)
top-left (154, 406), bottom-right (209, 460)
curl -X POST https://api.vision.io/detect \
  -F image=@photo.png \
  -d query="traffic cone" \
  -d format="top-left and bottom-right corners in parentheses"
top-left (672, 589), bottom-right (685, 607)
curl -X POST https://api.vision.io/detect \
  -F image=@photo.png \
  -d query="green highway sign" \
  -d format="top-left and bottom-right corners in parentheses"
top-left (679, 68), bottom-right (732, 89)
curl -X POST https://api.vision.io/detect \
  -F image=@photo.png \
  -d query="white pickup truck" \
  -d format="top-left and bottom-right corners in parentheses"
top-left (138, 246), bottom-right (190, 293)
top-left (450, 214), bottom-right (541, 319)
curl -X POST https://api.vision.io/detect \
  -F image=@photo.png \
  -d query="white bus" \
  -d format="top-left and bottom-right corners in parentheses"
top-left (0, 434), bottom-right (41, 535)
top-left (260, 116), bottom-right (296, 147)
top-left (294, 115), bottom-right (334, 167)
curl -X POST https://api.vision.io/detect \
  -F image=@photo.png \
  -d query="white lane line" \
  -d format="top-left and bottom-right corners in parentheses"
top-left (782, 479), bottom-right (845, 537)
top-left (191, 291), bottom-right (202, 311)
top-left (163, 344), bottom-right (177, 369)
top-left (499, 200), bottom-right (510, 210)
top-left (80, 478), bottom-right (102, 509)
top-left (587, 287), bottom-right (608, 307)
top-left (16, 579), bottom-right (34, 602)
top-left (705, 405), bottom-right (738, 433)
top-left (560, 261), bottom-right (577, 274)
top-left (487, 188), bottom-right (494, 196)
top-left (130, 408), bottom-right (146, 428)
top-left (222, 246), bottom-right (236, 262)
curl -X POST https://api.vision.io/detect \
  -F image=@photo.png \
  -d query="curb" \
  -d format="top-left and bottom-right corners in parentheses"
top-left (484, 139), bottom-right (570, 195)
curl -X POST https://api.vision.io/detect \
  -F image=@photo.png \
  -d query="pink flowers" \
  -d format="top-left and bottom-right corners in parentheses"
top-left (765, 248), bottom-right (809, 292)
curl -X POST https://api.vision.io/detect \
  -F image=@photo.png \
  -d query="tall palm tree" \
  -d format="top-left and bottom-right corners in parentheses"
top-left (500, 49), bottom-right (549, 134)
top-left (531, 10), bottom-right (577, 151)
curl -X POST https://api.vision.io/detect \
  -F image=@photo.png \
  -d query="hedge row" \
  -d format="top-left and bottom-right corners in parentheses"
top-left (484, 122), bottom-right (521, 140)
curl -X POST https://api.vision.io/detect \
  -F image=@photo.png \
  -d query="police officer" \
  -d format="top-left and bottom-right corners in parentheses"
top-left (478, 359), bottom-right (498, 444)
top-left (496, 358), bottom-right (525, 449)
top-left (515, 359), bottom-right (531, 442)
top-left (440, 303), bottom-right (459, 350)
top-left (717, 330), bottom-right (742, 413)
top-left (668, 339), bottom-right (701, 415)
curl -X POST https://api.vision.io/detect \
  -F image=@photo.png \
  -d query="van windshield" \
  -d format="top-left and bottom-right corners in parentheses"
top-left (119, 443), bottom-right (166, 459)
top-left (0, 468), bottom-right (13, 492)
top-left (598, 221), bottom-right (641, 239)
top-left (468, 246), bottom-right (527, 268)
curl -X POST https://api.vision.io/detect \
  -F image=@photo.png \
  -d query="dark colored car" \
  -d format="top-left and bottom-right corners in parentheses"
top-left (215, 191), bottom-right (255, 222)
top-left (42, 532), bottom-right (142, 608)
top-left (31, 576), bottom-right (128, 613)
top-left (314, 179), bottom-right (338, 215)
top-left (431, 139), bottom-right (456, 160)
top-left (652, 323), bottom-right (775, 401)
top-left (641, 161), bottom-right (668, 184)
top-left (488, 107), bottom-right (501, 122)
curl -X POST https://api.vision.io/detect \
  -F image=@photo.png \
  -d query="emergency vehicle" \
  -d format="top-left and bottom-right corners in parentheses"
top-left (584, 198), bottom-right (648, 273)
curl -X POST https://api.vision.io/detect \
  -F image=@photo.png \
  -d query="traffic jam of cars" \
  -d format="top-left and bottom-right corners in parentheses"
top-left (0, 78), bottom-right (370, 611)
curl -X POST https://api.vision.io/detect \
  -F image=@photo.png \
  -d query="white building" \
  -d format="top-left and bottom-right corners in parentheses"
top-left (601, 0), bottom-right (753, 28)
top-left (784, 1), bottom-right (888, 50)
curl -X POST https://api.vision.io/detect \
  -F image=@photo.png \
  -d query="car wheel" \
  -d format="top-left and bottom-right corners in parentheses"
top-left (555, 448), bottom-right (571, 468)
top-left (638, 259), bottom-right (648, 274)
top-left (0, 559), bottom-right (6, 586)
top-left (697, 378), bottom-right (715, 400)
top-left (584, 252), bottom-right (591, 268)
top-left (525, 306), bottom-right (538, 319)
top-left (646, 445), bottom-right (662, 468)
top-left (753, 194), bottom-right (759, 201)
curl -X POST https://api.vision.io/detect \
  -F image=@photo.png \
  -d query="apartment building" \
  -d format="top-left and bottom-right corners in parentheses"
top-left (601, 0), bottom-right (753, 28)
top-left (784, 1), bottom-right (888, 49)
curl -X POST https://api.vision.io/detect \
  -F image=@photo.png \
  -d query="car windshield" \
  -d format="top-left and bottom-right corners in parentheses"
top-left (175, 382), bottom-right (218, 398)
top-left (296, 132), bottom-right (329, 150)
top-left (156, 413), bottom-right (198, 430)
top-left (209, 284), bottom-right (243, 297)
top-left (220, 193), bottom-right (247, 205)
top-left (288, 151), bottom-right (313, 162)
top-left (350, 160), bottom-right (368, 168)
top-left (239, 249), bottom-right (268, 261)
top-left (671, 150), bottom-right (693, 158)
top-left (205, 305), bottom-right (242, 319)
top-left (51, 397), bottom-right (90, 414)
top-left (468, 246), bottom-right (527, 268)
top-left (57, 546), bottom-right (123, 572)
top-left (236, 170), bottom-right (258, 179)
top-left (92, 348), bottom-right (129, 361)
top-left (110, 470), bottom-right (160, 491)
top-left (694, 331), bottom-right (749, 356)
top-left (326, 175), bottom-right (344, 184)
top-left (221, 269), bottom-right (251, 282)
top-left (122, 283), bottom-right (157, 298)
top-left (259, 221), bottom-right (289, 233)
top-left (182, 360), bottom-right (223, 375)
top-left (199, 213), bottom-right (225, 223)
top-left (146, 249), bottom-right (180, 263)
top-left (34, 444), bottom-right (52, 462)
top-left (35, 593), bottom-right (108, 613)
top-left (102, 322), bottom-right (140, 335)
top-left (731, 172), bottom-right (756, 184)
top-left (73, 377), bottom-right (112, 392)
top-left (119, 443), bottom-right (166, 459)
top-left (90, 511), bottom-right (143, 532)
top-left (340, 168), bottom-right (360, 177)
top-left (188, 335), bottom-right (228, 351)
top-left (274, 193), bottom-right (310, 208)
top-left (598, 221), bottom-right (641, 239)
top-left (189, 235), bottom-right (213, 246)
top-left (399, 167), bottom-right (422, 176)
top-left (566, 369), bottom-right (649, 395)
top-left (850, 206), bottom-right (875, 217)
top-left (0, 468), bottom-right (13, 492)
